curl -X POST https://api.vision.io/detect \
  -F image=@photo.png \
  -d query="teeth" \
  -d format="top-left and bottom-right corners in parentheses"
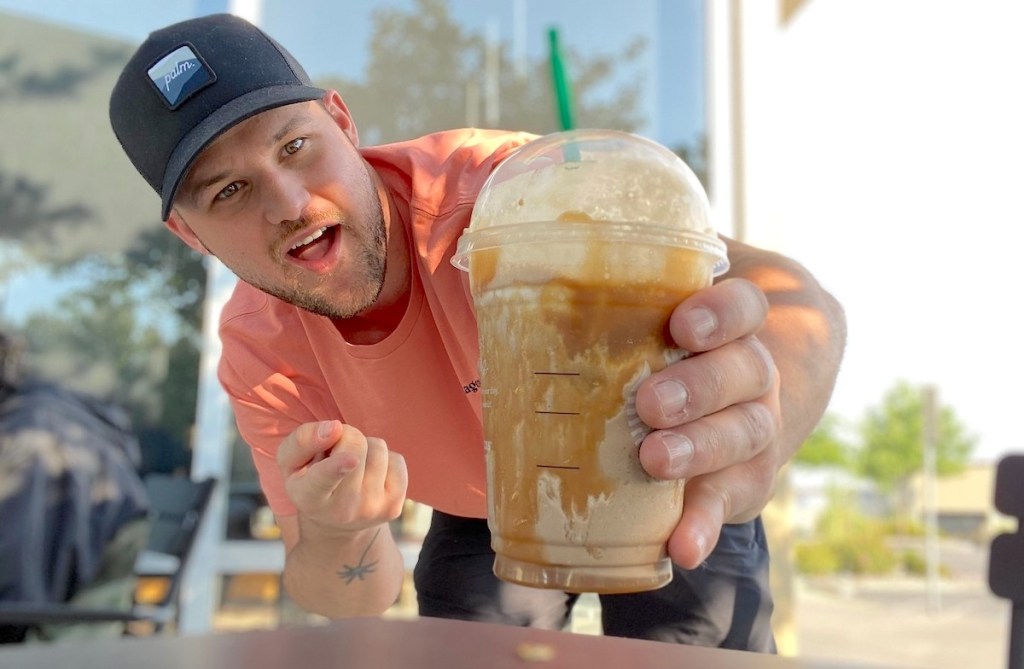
top-left (290, 226), bottom-right (328, 250)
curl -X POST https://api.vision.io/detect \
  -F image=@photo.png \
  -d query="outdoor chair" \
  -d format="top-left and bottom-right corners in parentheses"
top-left (0, 474), bottom-right (216, 640)
top-left (989, 454), bottom-right (1023, 669)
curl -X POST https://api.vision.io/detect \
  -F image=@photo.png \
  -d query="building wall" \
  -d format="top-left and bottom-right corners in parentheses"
top-left (909, 462), bottom-right (1005, 539)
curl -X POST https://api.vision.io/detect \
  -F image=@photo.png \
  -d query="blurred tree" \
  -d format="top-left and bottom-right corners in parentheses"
top-left (0, 244), bottom-right (33, 293)
top-left (18, 238), bottom-right (204, 473)
top-left (121, 231), bottom-right (206, 471)
top-left (672, 134), bottom-right (709, 197)
top-left (122, 228), bottom-right (206, 342)
top-left (0, 43), bottom-right (129, 251)
top-left (857, 381), bottom-right (975, 494)
top-left (795, 413), bottom-right (852, 468)
top-left (0, 172), bottom-right (93, 248)
top-left (0, 45), bottom-right (128, 102)
top-left (142, 335), bottom-right (199, 474)
top-left (1, 29), bottom-right (186, 471)
top-left (317, 0), bottom-right (648, 143)
top-left (22, 266), bottom-right (166, 425)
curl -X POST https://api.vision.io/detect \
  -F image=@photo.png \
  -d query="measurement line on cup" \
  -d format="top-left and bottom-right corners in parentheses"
top-left (536, 464), bottom-right (581, 471)
top-left (533, 371), bottom-right (581, 416)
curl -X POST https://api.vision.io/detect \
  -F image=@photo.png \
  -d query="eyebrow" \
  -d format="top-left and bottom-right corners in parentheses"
top-left (183, 169), bottom-right (230, 208)
top-left (181, 111), bottom-right (313, 208)
top-left (271, 113), bottom-right (309, 145)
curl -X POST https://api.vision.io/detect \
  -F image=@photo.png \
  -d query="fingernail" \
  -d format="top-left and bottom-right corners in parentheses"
top-left (317, 421), bottom-right (334, 440)
top-left (653, 379), bottom-right (689, 419)
top-left (683, 307), bottom-right (717, 341)
top-left (662, 433), bottom-right (694, 474)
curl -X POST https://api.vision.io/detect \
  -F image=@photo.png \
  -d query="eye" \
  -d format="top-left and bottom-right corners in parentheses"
top-left (284, 137), bottom-right (306, 155)
top-left (214, 181), bottom-right (243, 202)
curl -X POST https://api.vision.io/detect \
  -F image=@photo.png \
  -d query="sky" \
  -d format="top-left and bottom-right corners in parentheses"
top-left (758, 0), bottom-right (1024, 465)
top-left (1, 0), bottom-right (1020, 465)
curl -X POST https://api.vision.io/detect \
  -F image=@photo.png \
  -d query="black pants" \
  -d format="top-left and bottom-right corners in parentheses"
top-left (413, 510), bottom-right (777, 652)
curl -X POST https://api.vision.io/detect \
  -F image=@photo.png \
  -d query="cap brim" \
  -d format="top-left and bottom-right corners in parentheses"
top-left (160, 84), bottom-right (325, 220)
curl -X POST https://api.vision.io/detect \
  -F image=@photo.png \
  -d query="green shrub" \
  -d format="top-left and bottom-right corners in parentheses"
top-left (795, 541), bottom-right (842, 576)
top-left (839, 535), bottom-right (898, 574)
top-left (794, 497), bottom-right (899, 576)
top-left (899, 550), bottom-right (952, 577)
top-left (902, 549), bottom-right (927, 575)
top-left (880, 517), bottom-right (926, 537)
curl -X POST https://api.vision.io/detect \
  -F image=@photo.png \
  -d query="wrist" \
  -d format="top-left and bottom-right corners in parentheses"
top-left (295, 517), bottom-right (388, 555)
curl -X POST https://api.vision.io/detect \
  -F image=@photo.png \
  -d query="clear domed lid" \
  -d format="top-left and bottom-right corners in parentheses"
top-left (452, 129), bottom-right (728, 275)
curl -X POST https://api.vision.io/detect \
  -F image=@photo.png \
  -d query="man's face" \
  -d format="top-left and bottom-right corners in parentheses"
top-left (167, 95), bottom-right (387, 319)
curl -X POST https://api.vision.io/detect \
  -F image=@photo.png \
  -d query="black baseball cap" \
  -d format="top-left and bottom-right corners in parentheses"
top-left (110, 14), bottom-right (325, 220)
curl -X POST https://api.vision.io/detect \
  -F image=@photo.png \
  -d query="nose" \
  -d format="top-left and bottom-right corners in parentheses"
top-left (260, 170), bottom-right (310, 225)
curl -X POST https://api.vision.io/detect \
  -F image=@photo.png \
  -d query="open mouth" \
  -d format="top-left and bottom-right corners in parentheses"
top-left (287, 225), bottom-right (340, 262)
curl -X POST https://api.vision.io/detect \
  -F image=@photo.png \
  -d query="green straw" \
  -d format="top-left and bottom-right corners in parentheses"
top-left (548, 27), bottom-right (576, 132)
top-left (548, 27), bottom-right (580, 162)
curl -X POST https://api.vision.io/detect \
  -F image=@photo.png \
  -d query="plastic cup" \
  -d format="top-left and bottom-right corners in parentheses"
top-left (451, 129), bottom-right (729, 593)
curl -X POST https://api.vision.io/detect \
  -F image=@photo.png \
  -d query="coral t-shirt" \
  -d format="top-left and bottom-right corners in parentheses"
top-left (217, 129), bottom-right (534, 519)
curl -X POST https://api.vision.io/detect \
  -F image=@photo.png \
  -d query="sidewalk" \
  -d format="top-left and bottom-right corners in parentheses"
top-left (794, 576), bottom-right (1008, 669)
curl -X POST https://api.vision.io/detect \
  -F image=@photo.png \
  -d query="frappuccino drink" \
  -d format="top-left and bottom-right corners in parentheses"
top-left (452, 130), bottom-right (728, 593)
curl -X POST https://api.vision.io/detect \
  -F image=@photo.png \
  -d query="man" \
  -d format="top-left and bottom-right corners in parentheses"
top-left (110, 14), bottom-right (845, 651)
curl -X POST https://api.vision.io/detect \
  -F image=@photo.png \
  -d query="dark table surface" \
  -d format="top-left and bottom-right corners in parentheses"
top-left (0, 616), bottom-right (885, 669)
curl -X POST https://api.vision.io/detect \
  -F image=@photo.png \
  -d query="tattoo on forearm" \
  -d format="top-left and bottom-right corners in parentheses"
top-left (337, 527), bottom-right (382, 584)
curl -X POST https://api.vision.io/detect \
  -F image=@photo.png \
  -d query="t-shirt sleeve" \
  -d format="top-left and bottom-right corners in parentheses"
top-left (217, 312), bottom-right (319, 518)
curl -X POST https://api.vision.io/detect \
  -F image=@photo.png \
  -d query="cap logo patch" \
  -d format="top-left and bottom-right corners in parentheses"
top-left (147, 44), bottom-right (216, 110)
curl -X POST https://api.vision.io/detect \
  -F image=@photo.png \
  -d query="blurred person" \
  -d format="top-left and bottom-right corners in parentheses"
top-left (108, 14), bottom-right (845, 652)
top-left (0, 332), bottom-right (150, 642)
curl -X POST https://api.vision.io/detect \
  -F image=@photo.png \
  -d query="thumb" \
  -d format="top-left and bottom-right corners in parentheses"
top-left (277, 420), bottom-right (342, 472)
top-left (283, 421), bottom-right (361, 505)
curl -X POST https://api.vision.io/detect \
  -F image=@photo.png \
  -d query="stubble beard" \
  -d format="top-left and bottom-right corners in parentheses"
top-left (254, 200), bottom-right (388, 320)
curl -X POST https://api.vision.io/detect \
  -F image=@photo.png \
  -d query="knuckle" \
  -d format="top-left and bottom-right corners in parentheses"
top-left (745, 279), bottom-right (770, 317)
top-left (710, 279), bottom-right (767, 339)
top-left (742, 337), bottom-right (776, 392)
top-left (387, 497), bottom-right (406, 521)
top-left (690, 422), bottom-right (725, 470)
top-left (731, 278), bottom-right (768, 316)
top-left (742, 453), bottom-right (780, 505)
top-left (706, 481), bottom-right (734, 522)
top-left (338, 422), bottom-right (366, 444)
top-left (740, 402), bottom-right (777, 451)
top-left (698, 357), bottom-right (728, 405)
top-left (750, 471), bottom-right (777, 511)
top-left (389, 453), bottom-right (409, 479)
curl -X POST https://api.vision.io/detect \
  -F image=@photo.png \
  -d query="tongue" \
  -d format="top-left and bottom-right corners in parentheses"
top-left (290, 234), bottom-right (331, 262)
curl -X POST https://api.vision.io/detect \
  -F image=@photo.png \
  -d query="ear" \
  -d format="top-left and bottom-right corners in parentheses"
top-left (321, 89), bottom-right (359, 147)
top-left (165, 211), bottom-right (210, 256)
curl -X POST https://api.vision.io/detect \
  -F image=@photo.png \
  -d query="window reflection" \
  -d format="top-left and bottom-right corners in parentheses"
top-left (0, 0), bottom-right (707, 482)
